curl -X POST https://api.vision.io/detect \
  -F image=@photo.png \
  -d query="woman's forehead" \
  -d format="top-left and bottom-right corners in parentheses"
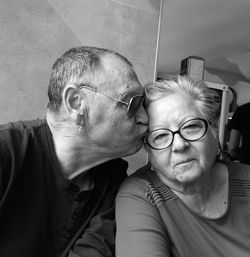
top-left (149, 93), bottom-right (196, 111)
top-left (148, 94), bottom-right (201, 126)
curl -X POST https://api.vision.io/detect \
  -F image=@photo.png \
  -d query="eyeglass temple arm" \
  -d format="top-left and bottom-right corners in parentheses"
top-left (79, 85), bottom-right (129, 106)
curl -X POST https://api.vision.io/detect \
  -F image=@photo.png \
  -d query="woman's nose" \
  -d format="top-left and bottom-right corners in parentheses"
top-left (171, 133), bottom-right (188, 151)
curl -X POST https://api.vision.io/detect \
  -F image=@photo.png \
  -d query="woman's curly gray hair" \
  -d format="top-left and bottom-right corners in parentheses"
top-left (145, 75), bottom-right (221, 134)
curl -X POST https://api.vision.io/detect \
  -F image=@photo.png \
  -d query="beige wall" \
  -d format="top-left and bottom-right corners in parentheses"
top-left (0, 0), bottom-right (161, 173)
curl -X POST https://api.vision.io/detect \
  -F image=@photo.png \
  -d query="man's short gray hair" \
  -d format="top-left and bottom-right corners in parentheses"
top-left (47, 46), bottom-right (133, 112)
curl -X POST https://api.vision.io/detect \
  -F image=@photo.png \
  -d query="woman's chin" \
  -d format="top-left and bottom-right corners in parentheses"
top-left (174, 163), bottom-right (202, 183)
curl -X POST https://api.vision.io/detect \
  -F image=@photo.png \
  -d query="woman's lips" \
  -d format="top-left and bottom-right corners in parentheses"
top-left (175, 159), bottom-right (195, 167)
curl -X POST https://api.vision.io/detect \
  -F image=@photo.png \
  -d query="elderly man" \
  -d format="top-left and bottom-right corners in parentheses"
top-left (0, 46), bottom-right (148, 257)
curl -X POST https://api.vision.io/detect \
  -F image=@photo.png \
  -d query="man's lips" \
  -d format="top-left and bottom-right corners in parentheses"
top-left (140, 132), bottom-right (149, 139)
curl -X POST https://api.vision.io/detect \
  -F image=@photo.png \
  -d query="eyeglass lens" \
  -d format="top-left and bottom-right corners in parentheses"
top-left (147, 118), bottom-right (208, 150)
top-left (127, 95), bottom-right (145, 117)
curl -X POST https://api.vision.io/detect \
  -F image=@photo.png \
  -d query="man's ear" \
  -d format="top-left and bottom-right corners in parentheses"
top-left (62, 84), bottom-right (85, 118)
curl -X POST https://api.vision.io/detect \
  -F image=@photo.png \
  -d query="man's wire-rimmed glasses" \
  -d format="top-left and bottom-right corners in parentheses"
top-left (145, 118), bottom-right (209, 150)
top-left (79, 85), bottom-right (145, 117)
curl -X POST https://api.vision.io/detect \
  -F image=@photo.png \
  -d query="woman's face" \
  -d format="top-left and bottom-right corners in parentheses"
top-left (146, 93), bottom-right (217, 187)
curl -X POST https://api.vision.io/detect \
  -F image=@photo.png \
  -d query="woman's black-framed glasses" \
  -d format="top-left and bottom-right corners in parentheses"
top-left (79, 85), bottom-right (145, 117)
top-left (145, 118), bottom-right (209, 150)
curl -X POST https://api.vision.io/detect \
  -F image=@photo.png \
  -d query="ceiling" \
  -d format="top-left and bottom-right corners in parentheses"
top-left (157, 0), bottom-right (250, 85)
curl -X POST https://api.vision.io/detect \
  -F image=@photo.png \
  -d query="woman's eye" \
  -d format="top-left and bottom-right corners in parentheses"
top-left (182, 122), bottom-right (203, 133)
top-left (153, 133), bottom-right (170, 143)
top-left (184, 124), bottom-right (199, 130)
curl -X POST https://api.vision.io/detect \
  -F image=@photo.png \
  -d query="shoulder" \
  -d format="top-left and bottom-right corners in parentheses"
top-left (225, 161), bottom-right (250, 198)
top-left (0, 119), bottom-right (45, 153)
top-left (0, 119), bottom-right (46, 142)
top-left (226, 161), bottom-right (250, 179)
top-left (0, 119), bottom-right (47, 196)
top-left (235, 103), bottom-right (250, 115)
top-left (241, 102), bottom-right (250, 110)
top-left (119, 164), bottom-right (151, 191)
top-left (118, 164), bottom-right (162, 204)
top-left (116, 164), bottom-right (163, 216)
top-left (0, 119), bottom-right (48, 172)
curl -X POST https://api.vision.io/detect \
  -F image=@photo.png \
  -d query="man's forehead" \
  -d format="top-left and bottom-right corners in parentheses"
top-left (102, 53), bottom-right (129, 72)
top-left (102, 56), bottom-right (143, 92)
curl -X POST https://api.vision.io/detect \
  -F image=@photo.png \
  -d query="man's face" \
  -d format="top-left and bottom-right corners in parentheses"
top-left (85, 58), bottom-right (148, 158)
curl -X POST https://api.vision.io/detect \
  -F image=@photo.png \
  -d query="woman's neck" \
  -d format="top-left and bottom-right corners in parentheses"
top-left (155, 162), bottom-right (229, 218)
top-left (172, 162), bottom-right (229, 218)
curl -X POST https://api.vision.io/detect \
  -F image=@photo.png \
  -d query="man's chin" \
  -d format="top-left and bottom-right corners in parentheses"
top-left (123, 140), bottom-right (144, 157)
top-left (133, 140), bottom-right (144, 153)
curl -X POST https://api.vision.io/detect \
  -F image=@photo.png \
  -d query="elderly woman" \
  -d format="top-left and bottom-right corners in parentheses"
top-left (115, 76), bottom-right (250, 257)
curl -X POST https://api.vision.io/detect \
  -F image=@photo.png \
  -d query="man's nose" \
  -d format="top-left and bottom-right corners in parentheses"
top-left (136, 104), bottom-right (148, 126)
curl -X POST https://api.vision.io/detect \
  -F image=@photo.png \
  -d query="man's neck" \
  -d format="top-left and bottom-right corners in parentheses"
top-left (46, 113), bottom-right (112, 179)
